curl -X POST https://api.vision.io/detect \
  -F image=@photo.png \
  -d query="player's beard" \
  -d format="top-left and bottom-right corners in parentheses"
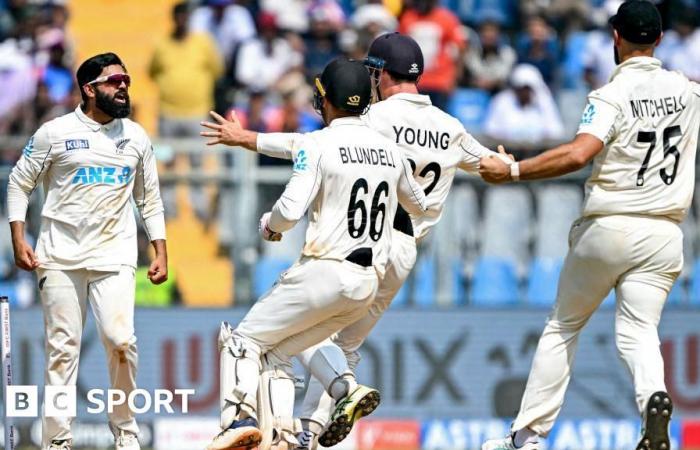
top-left (95, 88), bottom-right (131, 119)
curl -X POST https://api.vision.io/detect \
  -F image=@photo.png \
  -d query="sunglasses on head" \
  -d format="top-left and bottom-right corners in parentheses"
top-left (86, 73), bottom-right (131, 87)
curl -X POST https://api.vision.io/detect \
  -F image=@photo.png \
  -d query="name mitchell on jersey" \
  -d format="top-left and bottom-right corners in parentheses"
top-left (630, 95), bottom-right (687, 118)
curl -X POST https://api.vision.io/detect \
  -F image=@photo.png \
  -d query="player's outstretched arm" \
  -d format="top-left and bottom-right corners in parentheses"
top-left (479, 134), bottom-right (604, 183)
top-left (200, 110), bottom-right (300, 160)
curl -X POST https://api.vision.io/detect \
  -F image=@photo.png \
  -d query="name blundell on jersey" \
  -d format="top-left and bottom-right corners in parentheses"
top-left (339, 146), bottom-right (397, 167)
top-left (630, 95), bottom-right (687, 119)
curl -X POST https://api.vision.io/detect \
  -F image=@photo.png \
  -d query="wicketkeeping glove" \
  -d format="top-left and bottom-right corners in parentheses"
top-left (259, 212), bottom-right (283, 242)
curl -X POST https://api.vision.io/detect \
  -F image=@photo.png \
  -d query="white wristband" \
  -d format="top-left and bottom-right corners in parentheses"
top-left (510, 162), bottom-right (520, 181)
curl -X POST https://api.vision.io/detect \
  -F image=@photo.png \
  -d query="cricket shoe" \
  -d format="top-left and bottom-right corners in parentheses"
top-left (206, 417), bottom-right (262, 450)
top-left (114, 430), bottom-right (140, 450)
top-left (48, 439), bottom-right (72, 450)
top-left (637, 391), bottom-right (673, 450)
top-left (318, 385), bottom-right (380, 447)
top-left (293, 429), bottom-right (319, 450)
top-left (482, 434), bottom-right (538, 450)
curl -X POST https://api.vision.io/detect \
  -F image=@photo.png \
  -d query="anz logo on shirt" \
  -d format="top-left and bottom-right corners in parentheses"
top-left (293, 150), bottom-right (308, 171)
top-left (72, 166), bottom-right (132, 185)
top-left (580, 103), bottom-right (596, 125)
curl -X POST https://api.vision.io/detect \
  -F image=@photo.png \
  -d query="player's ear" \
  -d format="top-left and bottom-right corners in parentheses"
top-left (655, 32), bottom-right (663, 47)
top-left (82, 83), bottom-right (95, 100)
top-left (612, 29), bottom-right (621, 46)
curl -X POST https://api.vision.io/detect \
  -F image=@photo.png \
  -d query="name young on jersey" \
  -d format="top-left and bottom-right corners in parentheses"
top-left (392, 126), bottom-right (450, 150)
top-left (339, 146), bottom-right (396, 168)
top-left (630, 96), bottom-right (687, 119)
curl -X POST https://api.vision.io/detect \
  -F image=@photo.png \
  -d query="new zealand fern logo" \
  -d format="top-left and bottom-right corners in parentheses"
top-left (580, 103), bottom-right (596, 125)
top-left (294, 150), bottom-right (308, 171)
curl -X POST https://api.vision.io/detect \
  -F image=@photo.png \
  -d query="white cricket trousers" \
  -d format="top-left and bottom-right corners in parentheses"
top-left (513, 215), bottom-right (683, 436)
top-left (226, 256), bottom-right (379, 422)
top-left (298, 231), bottom-right (417, 425)
top-left (37, 266), bottom-right (139, 449)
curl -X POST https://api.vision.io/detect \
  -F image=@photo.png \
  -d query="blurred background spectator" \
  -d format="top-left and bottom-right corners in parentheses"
top-left (462, 15), bottom-right (516, 92)
top-left (484, 63), bottom-right (564, 142)
top-left (516, 14), bottom-right (559, 86)
top-left (399, 0), bottom-right (467, 111)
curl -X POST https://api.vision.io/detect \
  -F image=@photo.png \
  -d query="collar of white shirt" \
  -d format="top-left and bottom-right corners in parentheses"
top-left (74, 105), bottom-right (120, 132)
top-left (610, 56), bottom-right (662, 82)
top-left (328, 116), bottom-right (364, 127)
top-left (386, 92), bottom-right (432, 105)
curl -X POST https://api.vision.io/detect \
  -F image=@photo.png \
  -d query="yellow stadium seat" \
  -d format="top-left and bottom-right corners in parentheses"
top-left (176, 258), bottom-right (234, 307)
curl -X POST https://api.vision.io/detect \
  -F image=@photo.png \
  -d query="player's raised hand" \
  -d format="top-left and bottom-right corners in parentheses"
top-left (200, 110), bottom-right (243, 146)
top-left (479, 145), bottom-right (513, 184)
top-left (12, 238), bottom-right (39, 271)
top-left (148, 255), bottom-right (168, 285)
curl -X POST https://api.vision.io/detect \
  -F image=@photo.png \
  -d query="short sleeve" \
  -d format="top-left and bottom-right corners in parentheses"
top-left (576, 95), bottom-right (619, 144)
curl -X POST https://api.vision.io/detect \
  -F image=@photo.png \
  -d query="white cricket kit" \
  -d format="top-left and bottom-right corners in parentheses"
top-left (7, 106), bottom-right (166, 270)
top-left (258, 94), bottom-right (497, 432)
top-left (513, 57), bottom-right (700, 437)
top-left (218, 117), bottom-right (427, 435)
top-left (6, 106), bottom-right (165, 447)
top-left (363, 93), bottom-right (491, 240)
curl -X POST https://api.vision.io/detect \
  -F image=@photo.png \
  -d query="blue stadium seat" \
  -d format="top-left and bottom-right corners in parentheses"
top-left (470, 257), bottom-right (519, 306)
top-left (689, 259), bottom-right (700, 306)
top-left (451, 259), bottom-right (467, 306)
top-left (667, 281), bottom-right (685, 306)
top-left (600, 289), bottom-right (615, 309)
top-left (390, 282), bottom-right (410, 308)
top-left (253, 258), bottom-right (293, 298)
top-left (526, 257), bottom-right (563, 307)
top-left (0, 281), bottom-right (19, 307)
top-left (448, 88), bottom-right (491, 134)
top-left (413, 255), bottom-right (436, 308)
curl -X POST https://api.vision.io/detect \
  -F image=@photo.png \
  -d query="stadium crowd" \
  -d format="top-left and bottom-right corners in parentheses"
top-left (1, 0), bottom-right (700, 308)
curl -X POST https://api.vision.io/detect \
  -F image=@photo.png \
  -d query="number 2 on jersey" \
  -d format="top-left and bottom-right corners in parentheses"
top-left (347, 179), bottom-right (389, 241)
top-left (407, 159), bottom-right (441, 195)
top-left (636, 125), bottom-right (681, 186)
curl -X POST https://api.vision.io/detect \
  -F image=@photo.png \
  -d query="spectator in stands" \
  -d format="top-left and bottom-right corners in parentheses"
top-left (150, 2), bottom-right (224, 220)
top-left (0, 39), bottom-right (36, 134)
top-left (261, 0), bottom-right (311, 33)
top-left (657, 9), bottom-right (700, 82)
top-left (484, 63), bottom-right (564, 143)
top-left (235, 12), bottom-right (303, 92)
top-left (40, 43), bottom-right (73, 104)
top-left (150, 1), bottom-right (223, 137)
top-left (516, 14), bottom-right (559, 86)
top-left (583, 0), bottom-right (619, 89)
top-left (303, 1), bottom-right (344, 80)
top-left (189, 0), bottom-right (256, 64)
top-left (463, 16), bottom-right (516, 92)
top-left (399, 0), bottom-right (467, 111)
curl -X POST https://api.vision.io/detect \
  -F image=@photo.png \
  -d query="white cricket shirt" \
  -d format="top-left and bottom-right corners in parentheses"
top-left (7, 106), bottom-right (166, 270)
top-left (259, 93), bottom-right (495, 241)
top-left (577, 57), bottom-right (700, 222)
top-left (266, 116), bottom-right (427, 278)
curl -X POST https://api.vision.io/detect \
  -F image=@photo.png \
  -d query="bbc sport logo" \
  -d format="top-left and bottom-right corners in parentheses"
top-left (5, 386), bottom-right (195, 417)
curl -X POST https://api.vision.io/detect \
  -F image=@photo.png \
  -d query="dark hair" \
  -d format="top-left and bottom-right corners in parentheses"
top-left (387, 69), bottom-right (418, 84)
top-left (76, 52), bottom-right (126, 102)
top-left (173, 1), bottom-right (190, 17)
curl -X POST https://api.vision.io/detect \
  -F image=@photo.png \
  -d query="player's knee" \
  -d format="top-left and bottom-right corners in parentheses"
top-left (102, 331), bottom-right (136, 353)
top-left (219, 322), bottom-right (262, 361)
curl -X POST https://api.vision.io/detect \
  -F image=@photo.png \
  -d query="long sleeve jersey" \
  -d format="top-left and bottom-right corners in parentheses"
top-left (7, 106), bottom-right (165, 270)
top-left (267, 116), bottom-right (427, 278)
top-left (258, 93), bottom-right (497, 240)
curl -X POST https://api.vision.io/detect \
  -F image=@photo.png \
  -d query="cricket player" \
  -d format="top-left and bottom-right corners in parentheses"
top-left (201, 32), bottom-right (513, 449)
top-left (479, 2), bottom-right (700, 450)
top-left (201, 58), bottom-right (428, 450)
top-left (7, 53), bottom-right (167, 450)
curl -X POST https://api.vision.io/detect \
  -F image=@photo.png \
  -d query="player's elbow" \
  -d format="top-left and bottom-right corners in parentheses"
top-left (568, 152), bottom-right (590, 171)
